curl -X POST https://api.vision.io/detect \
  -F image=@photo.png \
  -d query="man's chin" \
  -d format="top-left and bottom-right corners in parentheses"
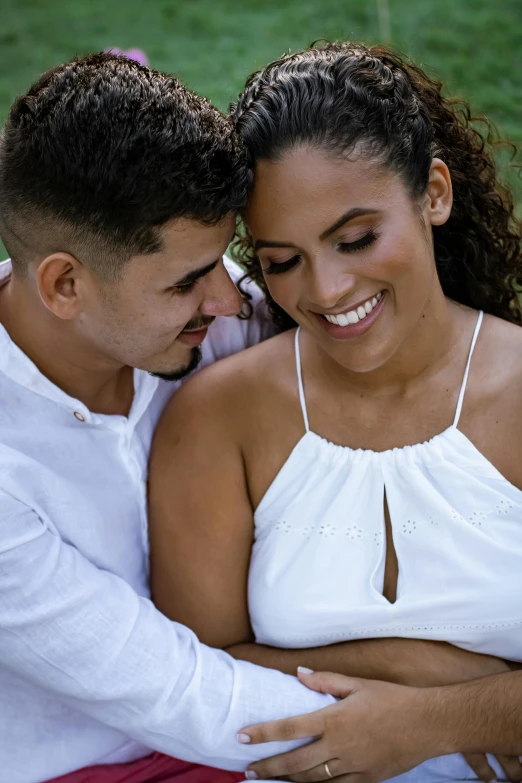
top-left (149, 346), bottom-right (202, 382)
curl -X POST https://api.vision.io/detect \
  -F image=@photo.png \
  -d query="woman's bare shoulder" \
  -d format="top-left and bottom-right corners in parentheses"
top-left (174, 330), bottom-right (295, 400)
top-left (481, 313), bottom-right (522, 376)
top-left (467, 314), bottom-right (522, 487)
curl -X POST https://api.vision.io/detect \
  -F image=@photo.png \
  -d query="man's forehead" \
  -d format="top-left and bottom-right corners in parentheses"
top-left (162, 214), bottom-right (236, 243)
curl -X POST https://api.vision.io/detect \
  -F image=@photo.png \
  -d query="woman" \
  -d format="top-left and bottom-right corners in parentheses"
top-left (149, 43), bottom-right (522, 782)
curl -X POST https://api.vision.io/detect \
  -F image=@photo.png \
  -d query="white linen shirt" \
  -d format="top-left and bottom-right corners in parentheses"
top-left (0, 258), bottom-right (334, 783)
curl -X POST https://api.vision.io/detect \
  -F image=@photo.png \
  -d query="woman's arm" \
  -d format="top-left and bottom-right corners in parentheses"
top-left (148, 364), bottom-right (512, 688)
top-left (149, 366), bottom-right (255, 649)
top-left (226, 638), bottom-right (513, 687)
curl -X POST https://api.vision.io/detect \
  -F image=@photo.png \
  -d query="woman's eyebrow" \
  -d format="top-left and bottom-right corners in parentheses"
top-left (253, 238), bottom-right (291, 252)
top-left (253, 208), bottom-right (379, 252)
top-left (319, 208), bottom-right (379, 240)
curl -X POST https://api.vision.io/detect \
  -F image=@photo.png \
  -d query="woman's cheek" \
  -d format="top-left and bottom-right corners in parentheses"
top-left (269, 278), bottom-right (299, 314)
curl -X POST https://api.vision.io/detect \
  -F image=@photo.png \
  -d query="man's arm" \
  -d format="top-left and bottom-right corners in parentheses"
top-left (0, 488), bottom-right (335, 771)
top-left (433, 669), bottom-right (522, 754)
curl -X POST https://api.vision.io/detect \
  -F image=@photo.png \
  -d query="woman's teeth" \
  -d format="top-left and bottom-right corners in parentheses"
top-left (324, 292), bottom-right (382, 326)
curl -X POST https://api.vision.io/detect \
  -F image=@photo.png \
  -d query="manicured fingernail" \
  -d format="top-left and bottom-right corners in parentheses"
top-left (244, 772), bottom-right (258, 780)
top-left (297, 666), bottom-right (314, 674)
top-left (237, 733), bottom-right (251, 743)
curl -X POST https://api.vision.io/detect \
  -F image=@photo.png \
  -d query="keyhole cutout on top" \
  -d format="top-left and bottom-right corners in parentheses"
top-left (382, 490), bottom-right (399, 604)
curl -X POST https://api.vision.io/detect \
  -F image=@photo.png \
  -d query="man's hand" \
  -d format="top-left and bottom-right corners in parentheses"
top-left (239, 670), bottom-right (522, 783)
top-left (239, 672), bottom-right (441, 782)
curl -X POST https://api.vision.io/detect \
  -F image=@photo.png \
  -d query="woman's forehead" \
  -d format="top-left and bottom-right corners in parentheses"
top-left (246, 150), bottom-right (397, 233)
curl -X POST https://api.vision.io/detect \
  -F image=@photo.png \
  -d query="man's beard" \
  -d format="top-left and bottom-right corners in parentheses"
top-left (148, 315), bottom-right (214, 382)
top-left (149, 346), bottom-right (202, 382)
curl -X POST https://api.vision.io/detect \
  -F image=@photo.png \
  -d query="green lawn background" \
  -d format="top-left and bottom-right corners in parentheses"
top-left (0, 0), bottom-right (520, 260)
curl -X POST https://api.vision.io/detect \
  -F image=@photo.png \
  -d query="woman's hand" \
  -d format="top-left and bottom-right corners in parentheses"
top-left (240, 672), bottom-right (443, 782)
top-left (240, 670), bottom-right (522, 783)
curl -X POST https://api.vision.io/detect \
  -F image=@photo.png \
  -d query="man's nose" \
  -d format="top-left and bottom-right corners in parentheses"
top-left (200, 260), bottom-right (243, 318)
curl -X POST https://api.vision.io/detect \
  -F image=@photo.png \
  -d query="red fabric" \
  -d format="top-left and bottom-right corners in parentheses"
top-left (46, 753), bottom-right (245, 783)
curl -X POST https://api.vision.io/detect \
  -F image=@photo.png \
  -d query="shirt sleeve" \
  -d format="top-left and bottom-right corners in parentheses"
top-left (0, 489), bottom-right (334, 770)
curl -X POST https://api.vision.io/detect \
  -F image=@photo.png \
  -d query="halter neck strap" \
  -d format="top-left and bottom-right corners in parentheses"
top-left (294, 327), bottom-right (310, 433)
top-left (453, 311), bottom-right (484, 428)
top-left (294, 313), bottom-right (483, 434)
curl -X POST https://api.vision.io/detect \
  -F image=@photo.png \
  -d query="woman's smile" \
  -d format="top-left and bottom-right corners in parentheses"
top-left (314, 290), bottom-right (385, 339)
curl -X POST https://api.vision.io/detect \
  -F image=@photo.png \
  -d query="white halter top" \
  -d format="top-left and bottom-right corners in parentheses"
top-left (248, 312), bottom-right (522, 660)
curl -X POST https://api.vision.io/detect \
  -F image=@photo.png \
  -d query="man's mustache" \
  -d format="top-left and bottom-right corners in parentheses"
top-left (182, 315), bottom-right (215, 332)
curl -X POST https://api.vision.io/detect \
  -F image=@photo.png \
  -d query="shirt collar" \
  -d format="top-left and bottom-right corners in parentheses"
top-left (0, 258), bottom-right (158, 425)
top-left (0, 258), bottom-right (11, 287)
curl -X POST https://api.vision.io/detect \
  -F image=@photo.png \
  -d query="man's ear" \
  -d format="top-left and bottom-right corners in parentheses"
top-left (425, 158), bottom-right (453, 227)
top-left (36, 253), bottom-right (87, 320)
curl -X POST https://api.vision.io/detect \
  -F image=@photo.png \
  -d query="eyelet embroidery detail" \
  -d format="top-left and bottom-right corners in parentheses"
top-left (274, 521), bottom-right (292, 534)
top-left (260, 496), bottom-right (517, 540)
top-left (374, 530), bottom-right (384, 546)
top-left (496, 498), bottom-right (514, 515)
top-left (468, 510), bottom-right (487, 527)
top-left (345, 525), bottom-right (364, 541)
top-left (318, 524), bottom-right (337, 538)
top-left (402, 519), bottom-right (417, 535)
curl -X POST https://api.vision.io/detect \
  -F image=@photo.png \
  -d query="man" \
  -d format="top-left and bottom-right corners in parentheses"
top-left (0, 53), bottom-right (336, 783)
top-left (1, 52), bottom-right (518, 783)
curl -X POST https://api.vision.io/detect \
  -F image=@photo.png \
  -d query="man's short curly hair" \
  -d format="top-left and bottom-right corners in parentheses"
top-left (0, 52), bottom-right (249, 279)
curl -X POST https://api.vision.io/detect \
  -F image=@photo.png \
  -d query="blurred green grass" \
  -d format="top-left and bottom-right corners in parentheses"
top-left (0, 0), bottom-right (520, 260)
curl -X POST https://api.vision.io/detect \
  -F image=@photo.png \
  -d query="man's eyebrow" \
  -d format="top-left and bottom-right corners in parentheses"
top-left (253, 208), bottom-right (380, 252)
top-left (173, 259), bottom-right (219, 287)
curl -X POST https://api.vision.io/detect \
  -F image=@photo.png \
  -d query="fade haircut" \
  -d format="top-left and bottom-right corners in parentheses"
top-left (0, 52), bottom-right (249, 279)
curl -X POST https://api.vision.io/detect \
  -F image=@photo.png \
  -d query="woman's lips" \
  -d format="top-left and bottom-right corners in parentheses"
top-left (314, 291), bottom-right (387, 339)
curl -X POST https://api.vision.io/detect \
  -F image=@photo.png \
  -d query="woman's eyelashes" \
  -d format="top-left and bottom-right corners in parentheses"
top-left (263, 254), bottom-right (302, 275)
top-left (262, 230), bottom-right (379, 275)
top-left (337, 229), bottom-right (379, 254)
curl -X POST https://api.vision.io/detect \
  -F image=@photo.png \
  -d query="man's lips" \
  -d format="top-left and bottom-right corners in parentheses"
top-left (177, 324), bottom-right (212, 347)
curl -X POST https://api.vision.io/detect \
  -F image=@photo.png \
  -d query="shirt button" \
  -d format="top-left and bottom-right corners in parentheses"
top-left (74, 411), bottom-right (86, 422)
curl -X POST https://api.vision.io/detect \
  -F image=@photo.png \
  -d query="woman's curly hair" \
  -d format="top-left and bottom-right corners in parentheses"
top-left (230, 42), bottom-right (522, 331)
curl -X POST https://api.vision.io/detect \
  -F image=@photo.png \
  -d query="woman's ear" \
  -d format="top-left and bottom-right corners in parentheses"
top-left (36, 253), bottom-right (86, 320)
top-left (425, 158), bottom-right (453, 227)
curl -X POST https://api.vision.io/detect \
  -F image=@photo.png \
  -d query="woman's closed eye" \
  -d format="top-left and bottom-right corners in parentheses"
top-left (338, 229), bottom-right (379, 254)
top-left (262, 230), bottom-right (379, 275)
top-left (262, 254), bottom-right (302, 276)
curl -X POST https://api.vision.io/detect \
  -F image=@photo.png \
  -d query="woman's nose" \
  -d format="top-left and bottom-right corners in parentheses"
top-left (306, 263), bottom-right (358, 310)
